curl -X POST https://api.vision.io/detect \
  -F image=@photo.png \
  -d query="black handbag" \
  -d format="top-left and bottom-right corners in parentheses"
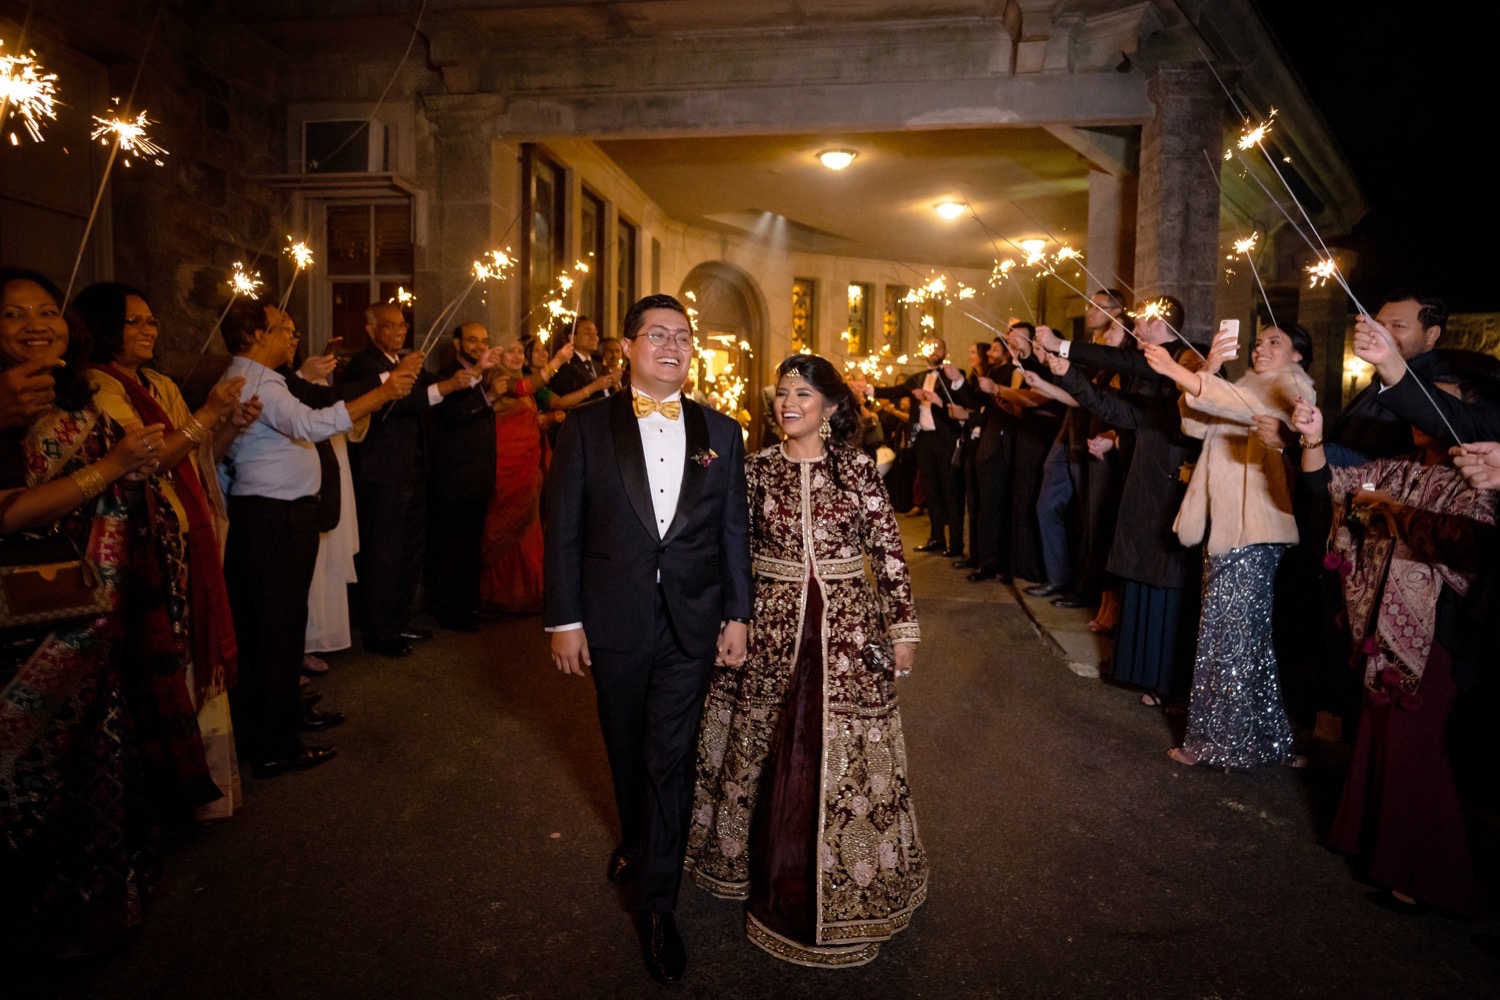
top-left (0, 531), bottom-right (112, 628)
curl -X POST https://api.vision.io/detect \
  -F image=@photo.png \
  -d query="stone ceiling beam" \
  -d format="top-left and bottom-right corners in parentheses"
top-left (1044, 125), bottom-right (1137, 176)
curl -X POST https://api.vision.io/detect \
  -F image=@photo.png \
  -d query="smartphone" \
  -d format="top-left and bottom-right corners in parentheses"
top-left (1214, 319), bottom-right (1240, 359)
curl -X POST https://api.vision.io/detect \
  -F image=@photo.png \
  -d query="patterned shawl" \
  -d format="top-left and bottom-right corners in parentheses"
top-left (1329, 457), bottom-right (1497, 694)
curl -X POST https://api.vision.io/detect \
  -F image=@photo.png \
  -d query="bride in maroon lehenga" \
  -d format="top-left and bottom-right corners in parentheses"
top-left (687, 355), bottom-right (926, 968)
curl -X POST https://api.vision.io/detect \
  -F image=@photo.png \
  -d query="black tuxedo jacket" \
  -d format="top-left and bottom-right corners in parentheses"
top-left (340, 344), bottom-right (434, 487)
top-left (428, 356), bottom-right (496, 501)
top-left (543, 392), bottom-right (752, 657)
top-left (548, 353), bottom-right (608, 402)
top-left (873, 366), bottom-right (962, 443)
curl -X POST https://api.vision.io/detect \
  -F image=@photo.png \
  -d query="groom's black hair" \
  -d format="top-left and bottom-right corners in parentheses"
top-left (623, 294), bottom-right (690, 341)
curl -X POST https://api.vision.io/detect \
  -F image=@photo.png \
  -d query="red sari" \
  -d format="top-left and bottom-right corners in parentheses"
top-left (480, 389), bottom-right (548, 613)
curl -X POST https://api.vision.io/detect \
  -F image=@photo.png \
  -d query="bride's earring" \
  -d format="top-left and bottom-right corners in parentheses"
top-left (818, 416), bottom-right (831, 441)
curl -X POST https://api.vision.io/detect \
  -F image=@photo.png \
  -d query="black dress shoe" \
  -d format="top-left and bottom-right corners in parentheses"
top-left (912, 540), bottom-right (944, 553)
top-left (952, 557), bottom-right (977, 569)
top-left (636, 911), bottom-right (686, 983)
top-left (251, 745), bottom-right (336, 779)
top-left (1024, 582), bottom-right (1064, 597)
top-left (967, 568), bottom-right (997, 582)
top-left (397, 628), bottom-right (433, 642)
top-left (606, 845), bottom-right (637, 884)
top-left (943, 548), bottom-right (964, 559)
top-left (1051, 594), bottom-right (1090, 609)
top-left (365, 637), bottom-right (412, 658)
top-left (302, 689), bottom-right (323, 705)
top-left (301, 707), bottom-right (345, 730)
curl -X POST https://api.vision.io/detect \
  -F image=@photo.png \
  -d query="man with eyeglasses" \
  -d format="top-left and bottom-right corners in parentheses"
top-left (545, 294), bottom-right (751, 983)
top-left (341, 302), bottom-right (483, 658)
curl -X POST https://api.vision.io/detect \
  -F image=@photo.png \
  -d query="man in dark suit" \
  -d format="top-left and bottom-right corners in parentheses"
top-left (342, 303), bottom-right (481, 657)
top-left (861, 337), bottom-right (965, 556)
top-left (544, 294), bottom-right (751, 983)
top-left (425, 322), bottom-right (501, 632)
top-left (547, 315), bottom-right (619, 406)
top-left (950, 336), bottom-right (1016, 582)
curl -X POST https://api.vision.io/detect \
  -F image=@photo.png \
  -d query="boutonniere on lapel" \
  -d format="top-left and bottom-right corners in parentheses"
top-left (691, 448), bottom-right (719, 468)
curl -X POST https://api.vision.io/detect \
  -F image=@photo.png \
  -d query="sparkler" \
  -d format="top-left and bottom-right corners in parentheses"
top-left (1, 43), bottom-right (59, 144)
top-left (90, 106), bottom-right (168, 166)
top-left (1201, 64), bottom-right (1464, 446)
top-left (64, 100), bottom-right (170, 301)
top-left (389, 286), bottom-right (415, 306)
top-left (417, 248), bottom-right (515, 355)
top-left (277, 238), bottom-right (315, 312)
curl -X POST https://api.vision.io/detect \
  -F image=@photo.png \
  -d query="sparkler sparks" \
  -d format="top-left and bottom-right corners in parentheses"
top-left (989, 258), bottom-right (1017, 287)
top-left (227, 262), bottom-right (263, 297)
top-left (389, 286), bottom-right (414, 306)
top-left (90, 105), bottom-right (168, 166)
top-left (286, 239), bottom-right (314, 270)
top-left (1053, 246), bottom-right (1082, 263)
top-left (1, 44), bottom-right (59, 145)
top-left (473, 249), bottom-right (514, 281)
top-left (1305, 258), bottom-right (1338, 288)
top-left (1232, 233), bottom-right (1259, 257)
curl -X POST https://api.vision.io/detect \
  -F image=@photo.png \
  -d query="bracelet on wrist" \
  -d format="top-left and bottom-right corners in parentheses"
top-left (1299, 434), bottom-right (1323, 450)
top-left (70, 466), bottom-right (108, 502)
top-left (182, 415), bottom-right (210, 446)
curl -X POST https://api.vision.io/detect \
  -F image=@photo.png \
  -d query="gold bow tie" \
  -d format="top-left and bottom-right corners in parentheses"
top-left (633, 395), bottom-right (681, 420)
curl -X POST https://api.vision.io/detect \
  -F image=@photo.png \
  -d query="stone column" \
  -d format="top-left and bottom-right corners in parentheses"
top-left (420, 96), bottom-right (515, 343)
top-left (1296, 247), bottom-right (1357, 413)
top-left (1132, 63), bottom-right (1224, 341)
top-left (1212, 242), bottom-right (1254, 380)
top-left (1086, 169), bottom-right (1135, 302)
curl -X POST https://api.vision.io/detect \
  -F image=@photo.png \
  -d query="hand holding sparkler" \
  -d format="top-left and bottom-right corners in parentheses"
top-left (1352, 314), bottom-right (1407, 385)
top-left (940, 363), bottom-right (962, 382)
top-left (1034, 325), bottom-right (1062, 353)
top-left (299, 353), bottom-right (338, 383)
top-left (1452, 442), bottom-right (1500, 490)
top-left (1036, 345), bottom-right (1069, 378)
top-left (1291, 396), bottom-right (1323, 443)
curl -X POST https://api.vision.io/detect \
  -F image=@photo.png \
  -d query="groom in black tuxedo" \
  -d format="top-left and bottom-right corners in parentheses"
top-left (544, 294), bottom-right (751, 983)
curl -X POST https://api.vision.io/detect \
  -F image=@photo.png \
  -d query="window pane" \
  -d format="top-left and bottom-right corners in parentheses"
top-left (373, 205), bottom-right (413, 274)
top-left (847, 282), bottom-right (871, 355)
top-left (327, 206), bottom-right (371, 276)
top-left (580, 191), bottom-right (604, 324)
top-left (617, 217), bottom-right (638, 325)
top-left (331, 281), bottom-right (373, 354)
top-left (527, 152), bottom-right (564, 337)
top-left (791, 278), bottom-right (816, 353)
top-left (883, 285), bottom-right (909, 357)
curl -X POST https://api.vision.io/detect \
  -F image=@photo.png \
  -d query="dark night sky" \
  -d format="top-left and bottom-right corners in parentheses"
top-left (1257, 2), bottom-right (1493, 313)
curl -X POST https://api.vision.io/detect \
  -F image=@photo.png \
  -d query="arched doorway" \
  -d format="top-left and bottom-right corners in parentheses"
top-left (678, 261), bottom-right (770, 446)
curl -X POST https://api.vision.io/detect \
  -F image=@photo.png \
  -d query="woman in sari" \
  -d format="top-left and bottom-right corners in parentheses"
top-left (0, 267), bottom-right (197, 956)
top-left (1293, 386), bottom-right (1495, 915)
top-left (688, 353), bottom-right (926, 968)
top-left (73, 282), bottom-right (246, 817)
top-left (479, 336), bottom-right (564, 613)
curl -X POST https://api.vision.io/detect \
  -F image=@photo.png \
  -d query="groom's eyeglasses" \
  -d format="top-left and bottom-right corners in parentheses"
top-left (634, 326), bottom-right (694, 350)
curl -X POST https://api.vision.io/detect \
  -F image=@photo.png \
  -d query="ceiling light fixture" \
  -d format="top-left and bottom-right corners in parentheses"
top-left (818, 149), bottom-right (857, 170)
top-left (1020, 238), bottom-right (1047, 254)
top-left (935, 201), bottom-right (966, 220)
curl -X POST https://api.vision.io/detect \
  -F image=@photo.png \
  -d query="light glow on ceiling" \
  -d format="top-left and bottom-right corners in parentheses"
top-left (818, 149), bottom-right (857, 170)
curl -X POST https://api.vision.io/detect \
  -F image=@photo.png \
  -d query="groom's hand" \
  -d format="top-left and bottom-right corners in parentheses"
top-left (550, 628), bottom-right (592, 676)
top-left (716, 620), bottom-right (747, 668)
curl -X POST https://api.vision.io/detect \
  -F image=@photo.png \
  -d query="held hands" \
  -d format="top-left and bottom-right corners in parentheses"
top-left (0, 356), bottom-right (63, 428)
top-left (716, 620), bottom-right (748, 668)
top-left (1452, 441), bottom-right (1500, 490)
top-left (1034, 325), bottom-right (1062, 353)
top-left (1086, 433), bottom-right (1116, 460)
top-left (550, 628), bottom-right (591, 677)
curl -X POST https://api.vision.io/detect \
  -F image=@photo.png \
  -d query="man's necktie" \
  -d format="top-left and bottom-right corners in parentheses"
top-left (633, 395), bottom-right (681, 420)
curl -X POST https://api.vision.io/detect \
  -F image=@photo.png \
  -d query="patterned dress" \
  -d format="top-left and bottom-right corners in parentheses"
top-left (687, 444), bottom-right (926, 968)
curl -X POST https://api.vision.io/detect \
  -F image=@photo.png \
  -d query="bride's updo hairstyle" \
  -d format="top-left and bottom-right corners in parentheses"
top-left (775, 353), bottom-right (861, 447)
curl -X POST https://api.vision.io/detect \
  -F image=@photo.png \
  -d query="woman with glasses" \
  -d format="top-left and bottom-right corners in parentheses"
top-left (688, 353), bottom-right (926, 968)
top-left (74, 282), bottom-right (249, 819)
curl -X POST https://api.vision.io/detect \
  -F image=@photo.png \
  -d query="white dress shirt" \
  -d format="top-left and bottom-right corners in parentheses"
top-left (918, 370), bottom-right (938, 431)
top-left (378, 349), bottom-right (444, 406)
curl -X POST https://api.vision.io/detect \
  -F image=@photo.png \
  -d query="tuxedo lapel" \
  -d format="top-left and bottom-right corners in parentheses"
top-left (661, 399), bottom-right (709, 546)
top-left (609, 391), bottom-right (660, 541)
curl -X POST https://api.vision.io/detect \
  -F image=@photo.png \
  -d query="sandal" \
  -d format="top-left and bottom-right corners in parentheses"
top-left (1140, 692), bottom-right (1164, 708)
top-left (1167, 747), bottom-right (1198, 766)
top-left (1283, 753), bottom-right (1309, 769)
